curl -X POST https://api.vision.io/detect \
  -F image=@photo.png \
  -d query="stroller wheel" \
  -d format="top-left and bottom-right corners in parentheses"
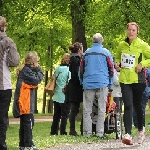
top-left (115, 112), bottom-right (123, 139)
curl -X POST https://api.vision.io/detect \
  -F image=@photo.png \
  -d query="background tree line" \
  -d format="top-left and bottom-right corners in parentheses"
top-left (0, 0), bottom-right (150, 113)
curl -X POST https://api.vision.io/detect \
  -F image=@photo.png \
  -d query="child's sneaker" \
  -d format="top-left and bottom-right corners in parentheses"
top-left (138, 131), bottom-right (145, 144)
top-left (122, 133), bottom-right (133, 145)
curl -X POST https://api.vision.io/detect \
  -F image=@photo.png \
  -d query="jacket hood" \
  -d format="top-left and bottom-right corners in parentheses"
top-left (0, 31), bottom-right (7, 40)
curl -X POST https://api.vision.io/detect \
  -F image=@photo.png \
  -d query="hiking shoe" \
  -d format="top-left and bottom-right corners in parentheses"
top-left (122, 133), bottom-right (133, 145)
top-left (24, 146), bottom-right (39, 150)
top-left (19, 147), bottom-right (24, 150)
top-left (138, 131), bottom-right (145, 144)
top-left (60, 132), bottom-right (67, 135)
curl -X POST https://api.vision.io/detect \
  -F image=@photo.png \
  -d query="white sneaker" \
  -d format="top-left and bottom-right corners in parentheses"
top-left (138, 131), bottom-right (145, 144)
top-left (122, 133), bottom-right (133, 145)
top-left (24, 146), bottom-right (39, 150)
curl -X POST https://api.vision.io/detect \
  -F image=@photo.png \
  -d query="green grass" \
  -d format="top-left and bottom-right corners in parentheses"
top-left (6, 113), bottom-right (150, 150)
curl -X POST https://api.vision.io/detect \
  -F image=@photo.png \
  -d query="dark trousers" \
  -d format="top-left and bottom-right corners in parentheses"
top-left (0, 89), bottom-right (12, 150)
top-left (120, 83), bottom-right (146, 134)
top-left (50, 101), bottom-right (70, 135)
top-left (69, 102), bottom-right (80, 130)
top-left (19, 114), bottom-right (34, 147)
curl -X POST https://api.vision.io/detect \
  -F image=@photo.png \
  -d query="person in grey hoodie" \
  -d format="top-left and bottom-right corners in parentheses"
top-left (0, 16), bottom-right (20, 150)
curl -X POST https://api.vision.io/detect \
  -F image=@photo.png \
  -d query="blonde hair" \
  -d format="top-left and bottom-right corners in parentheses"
top-left (0, 16), bottom-right (7, 28)
top-left (61, 53), bottom-right (70, 65)
top-left (24, 51), bottom-right (39, 64)
top-left (16, 51), bottom-right (39, 76)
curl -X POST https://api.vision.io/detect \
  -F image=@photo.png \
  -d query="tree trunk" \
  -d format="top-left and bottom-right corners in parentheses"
top-left (71, 0), bottom-right (87, 52)
top-left (70, 0), bottom-right (87, 123)
top-left (0, 0), bottom-right (3, 16)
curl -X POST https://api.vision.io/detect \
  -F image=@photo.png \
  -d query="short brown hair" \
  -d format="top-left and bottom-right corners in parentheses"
top-left (0, 16), bottom-right (7, 28)
top-left (61, 53), bottom-right (70, 65)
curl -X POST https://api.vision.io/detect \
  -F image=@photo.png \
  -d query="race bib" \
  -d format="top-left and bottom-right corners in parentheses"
top-left (121, 53), bottom-right (135, 69)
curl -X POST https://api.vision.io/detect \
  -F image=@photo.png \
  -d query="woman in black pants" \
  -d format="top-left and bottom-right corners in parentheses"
top-left (66, 42), bottom-right (83, 136)
top-left (50, 53), bottom-right (71, 135)
top-left (115, 22), bottom-right (150, 145)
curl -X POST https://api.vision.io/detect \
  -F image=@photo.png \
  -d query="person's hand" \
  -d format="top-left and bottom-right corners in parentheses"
top-left (33, 62), bottom-right (39, 68)
top-left (115, 62), bottom-right (121, 71)
top-left (135, 63), bottom-right (142, 73)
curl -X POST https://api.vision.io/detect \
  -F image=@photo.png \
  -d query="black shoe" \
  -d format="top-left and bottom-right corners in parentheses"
top-left (50, 132), bottom-right (58, 135)
top-left (60, 132), bottom-right (67, 135)
top-left (69, 131), bottom-right (78, 136)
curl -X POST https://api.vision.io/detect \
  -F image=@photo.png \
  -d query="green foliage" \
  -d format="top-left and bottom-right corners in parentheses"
top-left (2, 0), bottom-right (150, 107)
top-left (2, 0), bottom-right (72, 71)
top-left (2, 0), bottom-right (150, 59)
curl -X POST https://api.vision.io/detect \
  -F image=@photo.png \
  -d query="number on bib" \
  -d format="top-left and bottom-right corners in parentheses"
top-left (121, 53), bottom-right (135, 69)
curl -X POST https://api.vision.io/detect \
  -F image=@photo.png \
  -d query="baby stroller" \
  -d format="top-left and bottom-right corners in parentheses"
top-left (81, 89), bottom-right (123, 139)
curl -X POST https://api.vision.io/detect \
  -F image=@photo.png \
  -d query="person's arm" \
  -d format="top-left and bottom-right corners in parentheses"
top-left (107, 51), bottom-right (114, 87)
top-left (140, 43), bottom-right (150, 67)
top-left (78, 55), bottom-right (85, 84)
top-left (5, 37), bottom-right (20, 67)
top-left (135, 43), bottom-right (150, 73)
top-left (70, 56), bottom-right (80, 82)
top-left (23, 66), bottom-right (44, 86)
top-left (115, 42), bottom-right (122, 64)
top-left (115, 42), bottom-right (122, 71)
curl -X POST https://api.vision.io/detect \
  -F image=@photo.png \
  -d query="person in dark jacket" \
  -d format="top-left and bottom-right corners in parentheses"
top-left (13, 51), bottom-right (44, 150)
top-left (66, 42), bottom-right (83, 136)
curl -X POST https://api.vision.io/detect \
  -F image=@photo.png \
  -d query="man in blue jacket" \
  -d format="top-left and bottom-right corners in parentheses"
top-left (79, 33), bottom-right (114, 138)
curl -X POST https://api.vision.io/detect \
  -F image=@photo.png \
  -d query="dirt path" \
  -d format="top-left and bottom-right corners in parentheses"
top-left (9, 116), bottom-right (53, 124)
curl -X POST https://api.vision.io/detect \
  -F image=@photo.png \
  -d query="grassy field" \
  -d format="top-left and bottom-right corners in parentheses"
top-left (6, 112), bottom-right (150, 150)
top-left (7, 90), bottom-right (150, 150)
